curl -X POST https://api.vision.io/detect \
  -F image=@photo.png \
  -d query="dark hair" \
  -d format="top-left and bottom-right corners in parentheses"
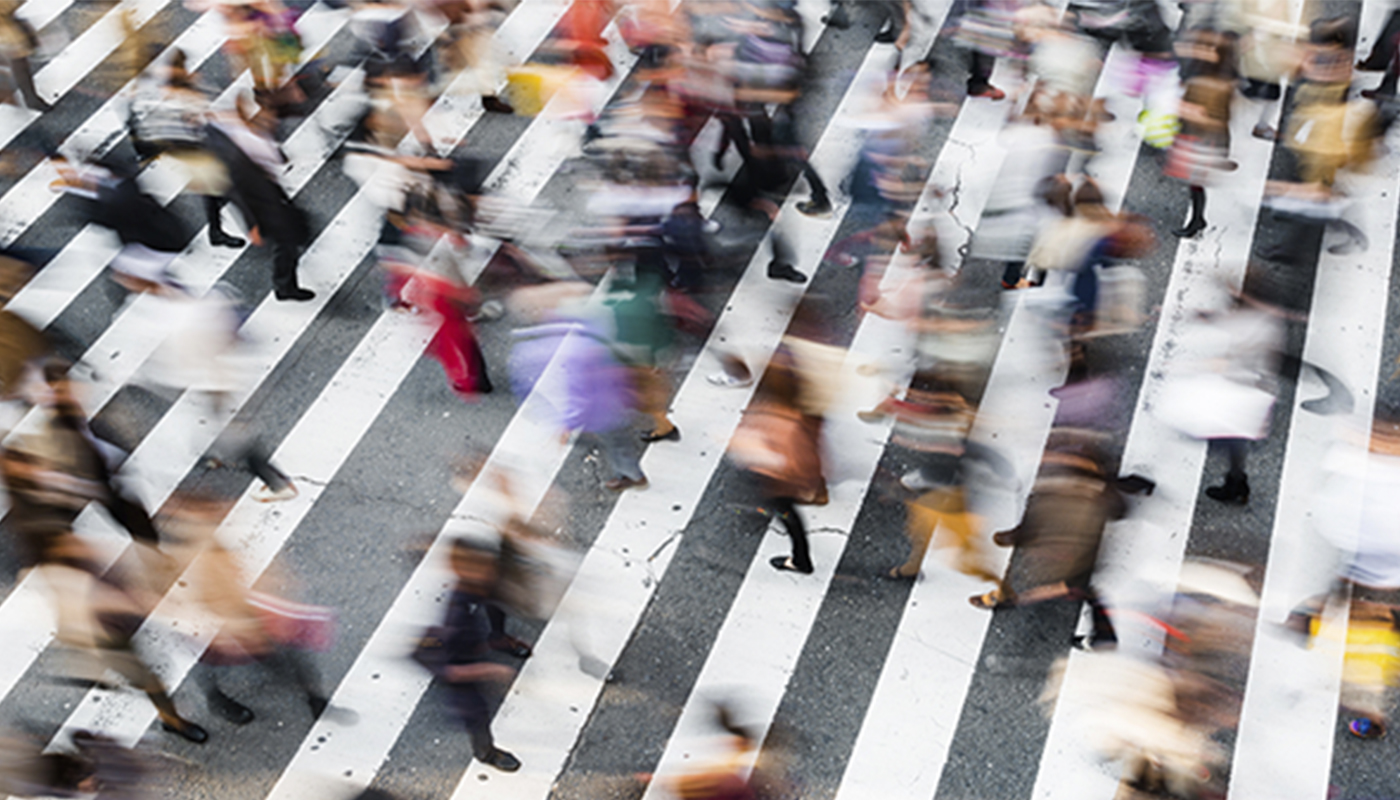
top-left (1071, 178), bottom-right (1105, 208)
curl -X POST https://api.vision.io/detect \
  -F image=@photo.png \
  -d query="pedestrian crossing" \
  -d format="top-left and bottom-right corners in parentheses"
top-left (0, 1), bottom-right (1397, 799)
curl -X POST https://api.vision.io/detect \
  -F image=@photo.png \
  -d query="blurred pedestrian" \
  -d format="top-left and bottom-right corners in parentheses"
top-left (0, 0), bottom-right (51, 112)
top-left (411, 537), bottom-right (522, 772)
top-left (1166, 27), bottom-right (1237, 239)
top-left (728, 352), bottom-right (825, 574)
top-left (978, 427), bottom-right (1126, 648)
top-left (205, 103), bottom-right (317, 301)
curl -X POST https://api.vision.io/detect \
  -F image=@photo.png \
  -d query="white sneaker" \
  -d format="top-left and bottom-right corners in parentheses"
top-left (707, 371), bottom-right (753, 388)
top-left (253, 483), bottom-right (298, 503)
top-left (899, 470), bottom-right (937, 492)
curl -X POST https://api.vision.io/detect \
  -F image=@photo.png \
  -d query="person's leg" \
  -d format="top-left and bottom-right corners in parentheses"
top-left (205, 196), bottom-right (246, 248)
top-left (796, 160), bottom-right (832, 216)
top-left (197, 666), bottom-right (255, 724)
top-left (1000, 260), bottom-right (1025, 288)
top-left (823, 0), bottom-right (851, 28)
top-left (262, 645), bottom-right (329, 716)
top-left (632, 365), bottom-right (675, 439)
top-left (599, 426), bottom-right (646, 488)
top-left (1205, 437), bottom-right (1250, 504)
top-left (101, 489), bottom-right (162, 548)
top-left (1359, 12), bottom-right (1400, 69)
top-left (967, 51), bottom-right (1002, 98)
top-left (767, 222), bottom-right (808, 283)
top-left (107, 649), bottom-right (207, 742)
top-left (1175, 184), bottom-right (1207, 237)
top-left (771, 496), bottom-right (814, 573)
top-left (242, 436), bottom-right (298, 501)
top-left (894, 492), bottom-right (940, 577)
top-left (10, 56), bottom-right (51, 112)
top-left (272, 241), bottom-right (313, 301)
top-left (1079, 586), bottom-right (1118, 645)
top-left (456, 687), bottom-right (520, 769)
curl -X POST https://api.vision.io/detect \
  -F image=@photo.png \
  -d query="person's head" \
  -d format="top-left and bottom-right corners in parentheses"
top-left (449, 537), bottom-right (499, 590)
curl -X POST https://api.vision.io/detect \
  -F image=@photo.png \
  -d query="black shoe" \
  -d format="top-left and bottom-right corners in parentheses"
top-left (210, 230), bottom-right (247, 248)
top-left (822, 4), bottom-right (851, 28)
top-left (161, 718), bottom-right (209, 744)
top-left (482, 95), bottom-right (515, 114)
top-left (1116, 474), bottom-right (1156, 496)
top-left (209, 691), bottom-right (255, 725)
top-left (489, 635), bottom-right (533, 659)
top-left (275, 287), bottom-right (316, 302)
top-left (874, 27), bottom-right (897, 43)
top-left (641, 426), bottom-right (680, 443)
top-left (480, 748), bottom-right (522, 772)
top-left (796, 199), bottom-right (832, 218)
top-left (1205, 475), bottom-right (1249, 505)
top-left (1173, 220), bottom-right (1206, 239)
top-left (770, 556), bottom-right (814, 574)
top-left (767, 261), bottom-right (808, 283)
top-left (308, 695), bottom-right (329, 718)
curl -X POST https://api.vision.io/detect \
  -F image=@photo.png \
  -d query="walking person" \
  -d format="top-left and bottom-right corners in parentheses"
top-left (0, 0), bottom-right (51, 112)
top-left (728, 352), bottom-right (826, 575)
top-left (412, 538), bottom-right (523, 772)
top-left (1166, 27), bottom-right (1238, 239)
top-left (205, 103), bottom-right (316, 301)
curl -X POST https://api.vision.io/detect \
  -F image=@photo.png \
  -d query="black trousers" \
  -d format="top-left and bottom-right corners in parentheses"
top-left (767, 496), bottom-right (812, 572)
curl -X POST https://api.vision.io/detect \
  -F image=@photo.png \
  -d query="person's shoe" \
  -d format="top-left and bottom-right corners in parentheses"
top-left (308, 695), bottom-right (329, 718)
top-left (796, 199), bottom-right (833, 218)
top-left (470, 299), bottom-right (506, 323)
top-left (899, 469), bottom-right (936, 492)
top-left (209, 691), bottom-right (255, 725)
top-left (1328, 230), bottom-right (1369, 255)
top-left (254, 483), bottom-right (298, 503)
top-left (210, 230), bottom-right (247, 248)
top-left (489, 635), bottom-right (533, 659)
top-left (770, 556), bottom-right (814, 574)
top-left (641, 426), bottom-right (680, 443)
top-left (1252, 124), bottom-right (1278, 141)
top-left (1362, 87), bottom-right (1395, 100)
top-left (992, 530), bottom-right (1019, 547)
top-left (767, 261), bottom-right (808, 283)
top-left (1349, 718), bottom-right (1385, 739)
top-left (969, 85), bottom-right (1006, 101)
top-left (161, 718), bottom-right (209, 744)
top-left (822, 4), bottom-right (851, 28)
top-left (480, 748), bottom-right (522, 772)
top-left (1358, 57), bottom-right (1390, 72)
top-left (605, 476), bottom-right (649, 492)
top-left (275, 287), bottom-right (316, 302)
top-left (874, 26), bottom-right (897, 43)
top-left (482, 95), bottom-right (515, 114)
top-left (1173, 219), bottom-right (1206, 239)
top-left (1205, 475), bottom-right (1249, 505)
top-left (707, 371), bottom-right (753, 388)
top-left (856, 408), bottom-right (886, 423)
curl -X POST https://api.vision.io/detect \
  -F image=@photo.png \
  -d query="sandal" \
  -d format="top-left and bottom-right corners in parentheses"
top-left (886, 567), bottom-right (917, 580)
top-left (969, 590), bottom-right (1004, 610)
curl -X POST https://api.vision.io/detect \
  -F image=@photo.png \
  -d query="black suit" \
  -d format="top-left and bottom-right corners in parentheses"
top-left (204, 124), bottom-right (311, 295)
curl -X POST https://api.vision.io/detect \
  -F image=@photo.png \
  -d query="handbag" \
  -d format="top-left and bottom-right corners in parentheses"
top-left (728, 405), bottom-right (823, 502)
top-left (410, 625), bottom-right (450, 677)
